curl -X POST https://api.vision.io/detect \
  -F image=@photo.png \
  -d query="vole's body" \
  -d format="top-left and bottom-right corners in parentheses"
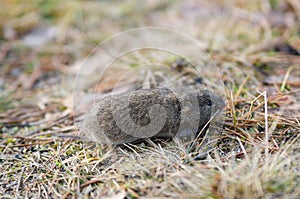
top-left (82, 87), bottom-right (224, 145)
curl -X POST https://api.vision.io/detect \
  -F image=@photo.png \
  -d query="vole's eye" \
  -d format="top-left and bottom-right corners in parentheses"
top-left (206, 100), bottom-right (212, 106)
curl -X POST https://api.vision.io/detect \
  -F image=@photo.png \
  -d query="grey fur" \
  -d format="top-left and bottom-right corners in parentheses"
top-left (82, 87), bottom-right (224, 145)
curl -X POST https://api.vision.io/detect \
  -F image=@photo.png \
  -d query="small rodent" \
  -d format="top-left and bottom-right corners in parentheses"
top-left (81, 86), bottom-right (224, 145)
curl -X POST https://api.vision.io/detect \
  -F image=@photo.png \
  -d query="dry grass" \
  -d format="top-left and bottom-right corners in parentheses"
top-left (1, 0), bottom-right (300, 198)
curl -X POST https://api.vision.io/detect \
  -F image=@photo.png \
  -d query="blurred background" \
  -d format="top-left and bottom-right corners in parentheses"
top-left (1, 0), bottom-right (300, 111)
top-left (1, 1), bottom-right (300, 198)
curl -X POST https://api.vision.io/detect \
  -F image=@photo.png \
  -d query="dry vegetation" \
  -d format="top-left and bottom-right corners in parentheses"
top-left (1, 0), bottom-right (300, 198)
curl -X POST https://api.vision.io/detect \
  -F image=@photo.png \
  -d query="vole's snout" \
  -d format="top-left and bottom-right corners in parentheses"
top-left (210, 93), bottom-right (226, 111)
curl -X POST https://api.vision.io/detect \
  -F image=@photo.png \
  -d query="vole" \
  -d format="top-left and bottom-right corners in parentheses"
top-left (81, 86), bottom-right (225, 145)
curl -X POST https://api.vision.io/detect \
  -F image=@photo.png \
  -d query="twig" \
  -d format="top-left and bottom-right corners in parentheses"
top-left (257, 91), bottom-right (269, 157)
top-left (16, 167), bottom-right (25, 197)
top-left (280, 66), bottom-right (294, 91)
top-left (79, 178), bottom-right (104, 189)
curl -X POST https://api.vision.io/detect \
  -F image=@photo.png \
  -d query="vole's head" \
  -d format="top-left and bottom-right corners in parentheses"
top-left (197, 90), bottom-right (225, 116)
top-left (195, 89), bottom-right (225, 136)
top-left (175, 87), bottom-right (225, 138)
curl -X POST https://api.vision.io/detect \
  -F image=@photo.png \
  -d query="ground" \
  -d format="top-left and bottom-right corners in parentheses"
top-left (0, 1), bottom-right (300, 198)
